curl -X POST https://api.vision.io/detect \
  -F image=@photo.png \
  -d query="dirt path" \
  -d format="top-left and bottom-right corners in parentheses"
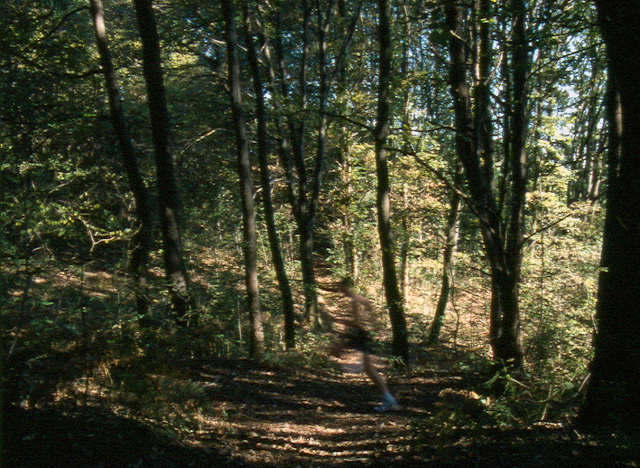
top-left (6, 356), bottom-right (638, 467)
top-left (191, 358), bottom-right (458, 467)
top-left (179, 358), bottom-right (629, 468)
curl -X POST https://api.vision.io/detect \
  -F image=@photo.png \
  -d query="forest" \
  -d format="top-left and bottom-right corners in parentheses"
top-left (2, 0), bottom-right (640, 466)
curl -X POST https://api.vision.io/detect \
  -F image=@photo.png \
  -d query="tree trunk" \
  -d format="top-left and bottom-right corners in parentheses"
top-left (306, 0), bottom-right (334, 329)
top-left (399, 185), bottom-right (410, 300)
top-left (498, 0), bottom-right (528, 366)
top-left (568, 54), bottom-right (605, 204)
top-left (89, 0), bottom-right (152, 321)
top-left (579, 0), bottom-right (640, 428)
top-left (445, 0), bottom-right (524, 367)
top-left (222, 0), bottom-right (264, 358)
top-left (264, 10), bottom-right (318, 329)
top-left (428, 163), bottom-right (462, 345)
top-left (131, 0), bottom-right (192, 323)
top-left (399, 7), bottom-right (412, 301)
top-left (243, 4), bottom-right (295, 350)
top-left (294, 1), bottom-right (319, 327)
top-left (376, 0), bottom-right (409, 364)
top-left (271, 2), bottom-right (319, 327)
top-left (474, 0), bottom-right (494, 183)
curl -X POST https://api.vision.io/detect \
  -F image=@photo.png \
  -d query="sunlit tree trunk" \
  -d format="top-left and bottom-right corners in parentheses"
top-left (399, 6), bottom-right (412, 301)
top-left (132, 0), bottom-right (193, 323)
top-left (579, 0), bottom-right (640, 428)
top-left (376, 0), bottom-right (409, 364)
top-left (399, 185), bottom-right (410, 300)
top-left (89, 0), bottom-right (152, 321)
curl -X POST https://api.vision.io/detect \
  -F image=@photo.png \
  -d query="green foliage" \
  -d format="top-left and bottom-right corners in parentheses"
top-left (519, 198), bottom-right (602, 412)
top-left (264, 333), bottom-right (335, 370)
top-left (112, 367), bottom-right (211, 434)
top-left (0, 0), bottom-right (612, 445)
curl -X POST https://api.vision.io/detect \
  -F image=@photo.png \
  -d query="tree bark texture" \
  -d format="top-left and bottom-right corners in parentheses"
top-left (376, 0), bottom-right (409, 364)
top-left (445, 1), bottom-right (524, 367)
top-left (89, 0), bottom-right (152, 320)
top-left (243, 4), bottom-right (295, 350)
top-left (222, 0), bottom-right (264, 357)
top-left (579, 0), bottom-right (640, 428)
top-left (500, 0), bottom-right (528, 367)
top-left (131, 0), bottom-right (192, 322)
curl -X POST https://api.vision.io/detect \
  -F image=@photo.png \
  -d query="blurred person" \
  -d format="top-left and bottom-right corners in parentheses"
top-left (324, 278), bottom-right (399, 412)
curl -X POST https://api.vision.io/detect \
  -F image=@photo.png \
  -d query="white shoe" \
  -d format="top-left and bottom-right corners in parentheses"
top-left (375, 394), bottom-right (399, 412)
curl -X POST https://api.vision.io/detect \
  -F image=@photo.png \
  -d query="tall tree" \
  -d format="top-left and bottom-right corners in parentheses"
top-left (89, 0), bottom-right (152, 321)
top-left (132, 0), bottom-right (193, 322)
top-left (579, 0), bottom-right (640, 428)
top-left (243, 2), bottom-right (295, 350)
top-left (375, 0), bottom-right (409, 363)
top-left (222, 0), bottom-right (264, 357)
top-left (278, 0), bottom-right (319, 327)
top-left (266, 0), bottom-right (361, 328)
top-left (445, 0), bottom-right (527, 367)
top-left (500, 0), bottom-right (529, 368)
top-left (262, 1), bottom-right (318, 327)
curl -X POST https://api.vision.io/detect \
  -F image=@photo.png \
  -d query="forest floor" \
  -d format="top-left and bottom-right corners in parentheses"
top-left (5, 349), bottom-right (640, 468)
top-left (4, 264), bottom-right (639, 467)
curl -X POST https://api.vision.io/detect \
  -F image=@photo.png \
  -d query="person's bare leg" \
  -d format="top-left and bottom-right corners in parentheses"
top-left (362, 352), bottom-right (398, 411)
top-left (363, 352), bottom-right (389, 393)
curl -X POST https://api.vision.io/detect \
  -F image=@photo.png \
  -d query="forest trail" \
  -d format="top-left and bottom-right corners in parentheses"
top-left (4, 271), bottom-right (633, 467)
top-left (192, 356), bottom-right (454, 466)
top-left (6, 354), bottom-right (638, 467)
top-left (184, 357), bottom-right (627, 467)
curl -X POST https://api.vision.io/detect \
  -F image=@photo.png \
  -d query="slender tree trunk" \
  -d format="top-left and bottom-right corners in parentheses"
top-left (428, 163), bottom-right (463, 345)
top-left (305, 0), bottom-right (334, 329)
top-left (131, 0), bottom-right (193, 323)
top-left (579, 0), bottom-right (640, 428)
top-left (270, 1), bottom-right (319, 327)
top-left (399, 185), bottom-right (410, 299)
top-left (294, 0), bottom-right (319, 327)
top-left (376, 0), bottom-right (409, 364)
top-left (263, 14), bottom-right (317, 331)
top-left (475, 0), bottom-right (494, 183)
top-left (243, 4), bottom-right (295, 350)
top-left (222, 0), bottom-right (264, 358)
top-left (399, 7), bottom-right (412, 301)
top-left (89, 0), bottom-right (152, 321)
top-left (569, 54), bottom-right (604, 203)
top-left (268, 1), bottom-right (360, 329)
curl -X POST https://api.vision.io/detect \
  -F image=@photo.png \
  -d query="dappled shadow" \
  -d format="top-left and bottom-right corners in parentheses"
top-left (3, 405), bottom-right (247, 468)
top-left (178, 357), bottom-right (481, 467)
top-left (4, 355), bottom-right (640, 467)
top-left (161, 357), bottom-right (640, 467)
top-left (410, 424), bottom-right (640, 468)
